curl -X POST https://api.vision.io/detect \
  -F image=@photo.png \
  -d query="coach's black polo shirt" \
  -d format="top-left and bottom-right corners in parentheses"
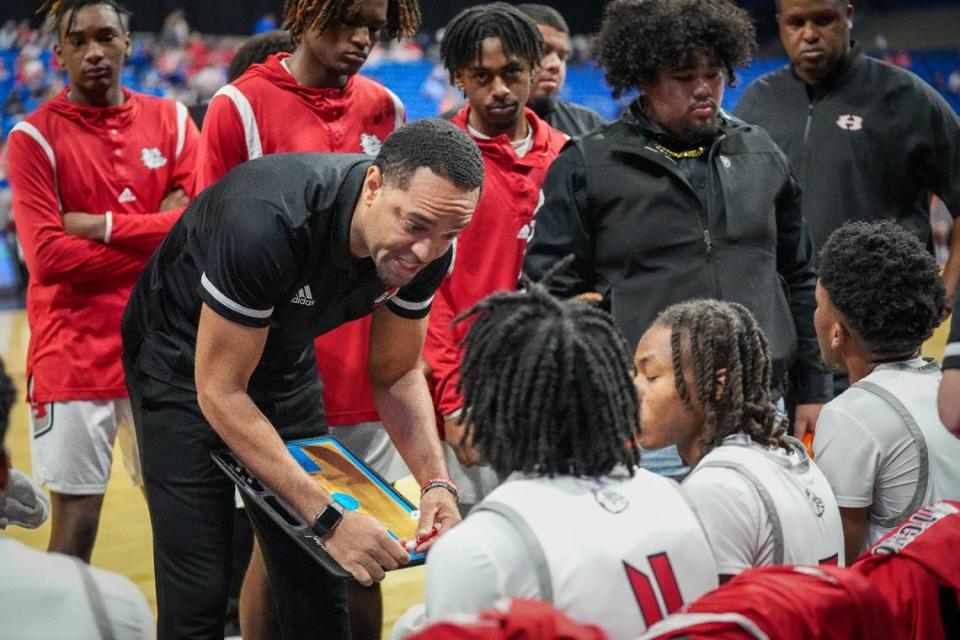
top-left (122, 153), bottom-right (450, 414)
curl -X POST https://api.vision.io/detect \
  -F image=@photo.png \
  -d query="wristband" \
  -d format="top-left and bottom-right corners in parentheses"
top-left (420, 477), bottom-right (461, 503)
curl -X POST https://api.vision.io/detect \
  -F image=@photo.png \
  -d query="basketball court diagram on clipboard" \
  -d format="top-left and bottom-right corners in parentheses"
top-left (212, 436), bottom-right (425, 579)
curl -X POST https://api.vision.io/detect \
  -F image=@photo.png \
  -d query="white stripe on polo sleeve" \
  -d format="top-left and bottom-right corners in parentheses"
top-left (201, 272), bottom-right (273, 319)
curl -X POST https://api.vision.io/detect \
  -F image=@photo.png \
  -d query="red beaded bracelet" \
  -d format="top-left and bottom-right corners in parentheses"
top-left (420, 477), bottom-right (461, 503)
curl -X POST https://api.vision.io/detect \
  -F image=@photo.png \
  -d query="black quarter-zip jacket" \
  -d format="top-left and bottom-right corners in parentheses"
top-left (524, 101), bottom-right (831, 403)
top-left (735, 42), bottom-right (960, 252)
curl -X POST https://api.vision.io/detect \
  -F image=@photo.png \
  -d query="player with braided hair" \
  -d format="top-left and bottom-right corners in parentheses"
top-left (633, 299), bottom-right (843, 582)
top-left (8, 0), bottom-right (198, 564)
top-left (395, 277), bottom-right (718, 639)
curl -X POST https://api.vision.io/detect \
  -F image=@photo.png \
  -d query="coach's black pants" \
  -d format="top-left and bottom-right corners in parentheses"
top-left (124, 367), bottom-right (348, 640)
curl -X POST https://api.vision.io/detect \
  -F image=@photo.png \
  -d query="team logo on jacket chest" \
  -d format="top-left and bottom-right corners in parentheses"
top-left (140, 147), bottom-right (168, 169)
top-left (835, 114), bottom-right (864, 131)
top-left (360, 133), bottom-right (382, 156)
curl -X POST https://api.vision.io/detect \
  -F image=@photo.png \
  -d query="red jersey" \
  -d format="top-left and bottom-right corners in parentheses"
top-left (852, 500), bottom-right (960, 640)
top-left (425, 106), bottom-right (567, 418)
top-left (8, 88), bottom-right (198, 402)
top-left (195, 52), bottom-right (404, 425)
top-left (639, 565), bottom-right (898, 640)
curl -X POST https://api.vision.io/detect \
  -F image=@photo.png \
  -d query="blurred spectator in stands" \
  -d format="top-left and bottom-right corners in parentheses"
top-left (3, 91), bottom-right (24, 119)
top-left (949, 67), bottom-right (960, 95)
top-left (160, 8), bottom-right (189, 48)
top-left (253, 13), bottom-right (278, 34)
top-left (0, 20), bottom-right (17, 49)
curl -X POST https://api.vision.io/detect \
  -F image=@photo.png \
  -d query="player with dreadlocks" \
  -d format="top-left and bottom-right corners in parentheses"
top-left (7, 0), bottom-right (197, 564)
top-left (396, 274), bottom-right (717, 639)
top-left (196, 1), bottom-right (422, 638)
top-left (423, 2), bottom-right (567, 515)
top-left (633, 299), bottom-right (843, 583)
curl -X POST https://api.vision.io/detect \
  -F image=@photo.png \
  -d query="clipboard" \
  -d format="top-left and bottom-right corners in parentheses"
top-left (212, 436), bottom-right (425, 579)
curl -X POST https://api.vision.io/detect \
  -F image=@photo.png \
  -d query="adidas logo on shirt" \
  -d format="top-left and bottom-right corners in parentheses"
top-left (118, 187), bottom-right (136, 203)
top-left (291, 285), bottom-right (315, 306)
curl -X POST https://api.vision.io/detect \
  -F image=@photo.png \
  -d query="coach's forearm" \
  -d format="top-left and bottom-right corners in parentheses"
top-left (198, 384), bottom-right (333, 521)
top-left (372, 367), bottom-right (450, 484)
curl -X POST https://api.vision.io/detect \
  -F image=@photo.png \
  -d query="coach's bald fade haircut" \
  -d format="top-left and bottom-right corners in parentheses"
top-left (594, 0), bottom-right (756, 98)
top-left (374, 118), bottom-right (484, 192)
top-left (456, 259), bottom-right (641, 478)
top-left (655, 300), bottom-right (788, 457)
top-left (440, 2), bottom-right (543, 83)
top-left (819, 221), bottom-right (946, 355)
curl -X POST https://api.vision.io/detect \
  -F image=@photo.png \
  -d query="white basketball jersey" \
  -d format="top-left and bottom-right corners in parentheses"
top-left (473, 470), bottom-right (718, 640)
top-left (854, 359), bottom-right (960, 544)
top-left (692, 435), bottom-right (845, 567)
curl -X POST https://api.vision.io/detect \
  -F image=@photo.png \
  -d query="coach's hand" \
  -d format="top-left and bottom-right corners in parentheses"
top-left (62, 212), bottom-right (106, 241)
top-left (324, 510), bottom-right (409, 586)
top-left (415, 485), bottom-right (461, 554)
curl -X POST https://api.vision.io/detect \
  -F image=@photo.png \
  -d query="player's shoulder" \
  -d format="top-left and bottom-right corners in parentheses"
top-left (351, 74), bottom-right (400, 104)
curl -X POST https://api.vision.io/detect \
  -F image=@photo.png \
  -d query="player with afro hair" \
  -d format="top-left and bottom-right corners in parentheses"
top-left (814, 220), bottom-right (960, 562)
top-left (594, 0), bottom-right (756, 98)
top-left (817, 220), bottom-right (945, 358)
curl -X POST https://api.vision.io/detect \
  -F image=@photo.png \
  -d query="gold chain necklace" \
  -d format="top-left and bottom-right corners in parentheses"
top-left (653, 142), bottom-right (707, 159)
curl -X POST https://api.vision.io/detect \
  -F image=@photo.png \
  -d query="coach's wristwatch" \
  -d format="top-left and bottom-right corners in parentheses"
top-left (312, 500), bottom-right (345, 538)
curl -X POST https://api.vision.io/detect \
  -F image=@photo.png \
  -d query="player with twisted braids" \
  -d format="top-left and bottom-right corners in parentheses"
top-left (633, 300), bottom-right (843, 582)
top-left (398, 276), bottom-right (718, 639)
top-left (284, 0), bottom-right (419, 44)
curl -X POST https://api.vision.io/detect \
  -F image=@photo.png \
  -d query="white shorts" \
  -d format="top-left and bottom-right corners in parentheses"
top-left (29, 393), bottom-right (142, 495)
top-left (328, 421), bottom-right (411, 484)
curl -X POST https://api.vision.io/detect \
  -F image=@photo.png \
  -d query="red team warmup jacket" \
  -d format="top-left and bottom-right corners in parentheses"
top-left (425, 107), bottom-right (567, 419)
top-left (852, 500), bottom-right (960, 640)
top-left (7, 88), bottom-right (198, 402)
top-left (196, 52), bottom-right (404, 426)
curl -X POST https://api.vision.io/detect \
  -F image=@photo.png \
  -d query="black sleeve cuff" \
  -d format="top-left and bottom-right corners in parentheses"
top-left (386, 294), bottom-right (434, 320)
top-left (945, 343), bottom-right (960, 370)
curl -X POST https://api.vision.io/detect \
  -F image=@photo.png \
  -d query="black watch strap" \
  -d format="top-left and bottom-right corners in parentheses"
top-left (312, 501), bottom-right (345, 538)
